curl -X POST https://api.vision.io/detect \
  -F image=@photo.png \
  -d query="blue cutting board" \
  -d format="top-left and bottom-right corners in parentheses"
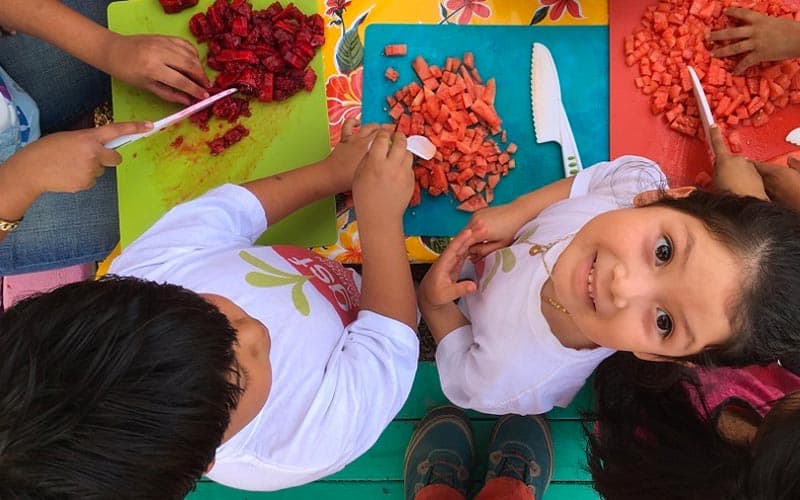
top-left (362, 24), bottom-right (609, 237)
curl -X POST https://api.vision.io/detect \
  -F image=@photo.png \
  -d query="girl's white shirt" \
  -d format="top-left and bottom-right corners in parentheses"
top-left (436, 156), bottom-right (667, 415)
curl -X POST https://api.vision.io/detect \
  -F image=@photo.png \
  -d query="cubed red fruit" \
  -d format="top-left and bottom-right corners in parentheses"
top-left (159, 0), bottom-right (198, 14)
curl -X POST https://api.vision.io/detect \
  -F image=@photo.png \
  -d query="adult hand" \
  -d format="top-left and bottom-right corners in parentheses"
top-left (710, 8), bottom-right (800, 74)
top-left (104, 34), bottom-right (210, 105)
top-left (753, 157), bottom-right (800, 211)
top-left (463, 203), bottom-right (527, 259)
top-left (418, 227), bottom-right (487, 309)
top-left (6, 121), bottom-right (152, 197)
top-left (351, 129), bottom-right (414, 221)
top-left (324, 119), bottom-right (389, 193)
top-left (709, 126), bottom-right (768, 199)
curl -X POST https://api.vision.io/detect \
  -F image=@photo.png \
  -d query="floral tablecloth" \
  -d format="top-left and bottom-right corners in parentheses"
top-left (313, 0), bottom-right (608, 263)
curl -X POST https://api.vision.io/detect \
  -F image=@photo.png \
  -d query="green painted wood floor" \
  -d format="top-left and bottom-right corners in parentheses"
top-left (187, 361), bottom-right (599, 499)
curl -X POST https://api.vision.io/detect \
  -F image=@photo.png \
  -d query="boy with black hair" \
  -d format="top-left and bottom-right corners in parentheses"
top-left (0, 120), bottom-right (420, 498)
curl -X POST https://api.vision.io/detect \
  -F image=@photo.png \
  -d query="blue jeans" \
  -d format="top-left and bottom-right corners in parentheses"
top-left (0, 0), bottom-right (119, 275)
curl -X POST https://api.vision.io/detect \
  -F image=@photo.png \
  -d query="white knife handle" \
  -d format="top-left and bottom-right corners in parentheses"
top-left (559, 116), bottom-right (582, 176)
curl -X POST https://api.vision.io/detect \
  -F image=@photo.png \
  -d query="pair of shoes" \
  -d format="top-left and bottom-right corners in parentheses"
top-left (404, 407), bottom-right (553, 500)
top-left (404, 406), bottom-right (474, 500)
top-left (485, 414), bottom-right (553, 499)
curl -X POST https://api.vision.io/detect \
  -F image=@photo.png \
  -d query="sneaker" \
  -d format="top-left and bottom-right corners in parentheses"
top-left (404, 406), bottom-right (475, 500)
top-left (485, 414), bottom-right (553, 499)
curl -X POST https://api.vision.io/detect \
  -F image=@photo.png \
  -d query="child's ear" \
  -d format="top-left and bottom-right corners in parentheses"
top-left (633, 186), bottom-right (697, 207)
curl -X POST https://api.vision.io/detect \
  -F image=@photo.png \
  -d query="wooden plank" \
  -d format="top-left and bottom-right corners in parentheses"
top-left (188, 480), bottom-right (599, 499)
top-left (328, 420), bottom-right (589, 482)
top-left (397, 362), bottom-right (594, 420)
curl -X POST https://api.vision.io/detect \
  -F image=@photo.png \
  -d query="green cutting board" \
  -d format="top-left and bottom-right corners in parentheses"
top-left (108, 0), bottom-right (334, 248)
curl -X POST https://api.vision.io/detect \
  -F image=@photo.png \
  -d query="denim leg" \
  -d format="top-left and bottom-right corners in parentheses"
top-left (0, 168), bottom-right (119, 276)
top-left (0, 0), bottom-right (115, 134)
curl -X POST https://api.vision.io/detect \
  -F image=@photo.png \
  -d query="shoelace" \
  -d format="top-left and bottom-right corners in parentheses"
top-left (495, 451), bottom-right (533, 483)
top-left (422, 459), bottom-right (465, 489)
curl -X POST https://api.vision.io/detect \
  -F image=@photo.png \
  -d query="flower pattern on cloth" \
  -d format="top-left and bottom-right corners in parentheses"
top-left (443, 0), bottom-right (492, 25)
top-left (314, 0), bottom-right (604, 264)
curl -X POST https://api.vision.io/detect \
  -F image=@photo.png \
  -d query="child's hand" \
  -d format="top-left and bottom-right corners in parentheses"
top-left (753, 158), bottom-right (800, 211)
top-left (710, 8), bottom-right (800, 74)
top-left (324, 119), bottom-right (388, 193)
top-left (464, 203), bottom-right (527, 259)
top-left (5, 121), bottom-right (152, 197)
top-left (351, 129), bottom-right (414, 222)
top-left (104, 34), bottom-right (210, 105)
top-left (418, 227), bottom-right (488, 308)
top-left (709, 126), bottom-right (768, 199)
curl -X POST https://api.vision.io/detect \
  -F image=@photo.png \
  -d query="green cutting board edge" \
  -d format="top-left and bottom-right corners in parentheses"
top-left (109, 0), bottom-right (334, 248)
top-left (363, 24), bottom-right (609, 237)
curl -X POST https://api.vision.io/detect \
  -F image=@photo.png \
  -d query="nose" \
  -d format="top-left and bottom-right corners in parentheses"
top-left (609, 262), bottom-right (650, 309)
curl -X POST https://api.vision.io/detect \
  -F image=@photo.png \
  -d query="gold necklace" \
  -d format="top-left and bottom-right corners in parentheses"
top-left (526, 235), bottom-right (574, 316)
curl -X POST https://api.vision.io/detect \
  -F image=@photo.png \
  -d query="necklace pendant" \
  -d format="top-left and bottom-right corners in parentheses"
top-left (529, 244), bottom-right (545, 256)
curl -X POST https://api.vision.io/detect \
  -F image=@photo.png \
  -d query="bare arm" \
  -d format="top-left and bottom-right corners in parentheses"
top-left (0, 121), bottom-right (152, 244)
top-left (0, 0), bottom-right (210, 104)
top-left (353, 130), bottom-right (417, 330)
top-left (241, 121), bottom-right (382, 227)
top-left (465, 176), bottom-right (574, 258)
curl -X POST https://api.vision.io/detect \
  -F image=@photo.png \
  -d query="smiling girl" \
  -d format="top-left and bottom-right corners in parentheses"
top-left (418, 156), bottom-right (800, 415)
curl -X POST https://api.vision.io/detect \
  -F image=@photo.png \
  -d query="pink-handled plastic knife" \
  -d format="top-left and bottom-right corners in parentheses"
top-left (104, 88), bottom-right (238, 149)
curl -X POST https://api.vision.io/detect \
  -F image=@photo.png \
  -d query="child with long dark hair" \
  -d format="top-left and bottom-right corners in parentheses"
top-left (587, 352), bottom-right (800, 500)
top-left (418, 152), bottom-right (800, 415)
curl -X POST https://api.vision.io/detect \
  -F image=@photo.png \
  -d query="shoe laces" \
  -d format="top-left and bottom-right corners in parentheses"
top-left (415, 455), bottom-right (469, 492)
top-left (489, 444), bottom-right (541, 483)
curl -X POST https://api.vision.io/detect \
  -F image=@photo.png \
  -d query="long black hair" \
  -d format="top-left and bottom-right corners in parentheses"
top-left (586, 352), bottom-right (800, 500)
top-left (0, 276), bottom-right (242, 499)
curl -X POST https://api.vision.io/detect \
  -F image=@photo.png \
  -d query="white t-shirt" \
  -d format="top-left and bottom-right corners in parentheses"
top-left (110, 184), bottom-right (419, 491)
top-left (436, 156), bottom-right (667, 415)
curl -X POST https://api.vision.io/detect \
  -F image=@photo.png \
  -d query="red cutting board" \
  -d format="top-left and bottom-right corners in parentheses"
top-left (609, 0), bottom-right (800, 186)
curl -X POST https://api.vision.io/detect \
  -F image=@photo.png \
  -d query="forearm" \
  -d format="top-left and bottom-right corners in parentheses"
top-left (419, 298), bottom-right (469, 344)
top-left (358, 217), bottom-right (417, 331)
top-left (0, 158), bottom-right (41, 243)
top-left (242, 158), bottom-right (340, 226)
top-left (509, 176), bottom-right (574, 222)
top-left (0, 0), bottom-right (116, 72)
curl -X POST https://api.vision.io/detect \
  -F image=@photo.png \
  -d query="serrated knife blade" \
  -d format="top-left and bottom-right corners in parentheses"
top-left (531, 42), bottom-right (582, 177)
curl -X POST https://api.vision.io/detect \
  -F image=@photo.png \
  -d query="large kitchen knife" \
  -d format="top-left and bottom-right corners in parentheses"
top-left (531, 43), bottom-right (582, 177)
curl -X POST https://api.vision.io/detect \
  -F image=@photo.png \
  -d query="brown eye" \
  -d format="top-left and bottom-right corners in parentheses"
top-left (656, 308), bottom-right (673, 336)
top-left (655, 236), bottom-right (672, 265)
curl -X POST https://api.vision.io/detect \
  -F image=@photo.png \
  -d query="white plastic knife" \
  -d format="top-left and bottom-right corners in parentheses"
top-left (104, 87), bottom-right (238, 149)
top-left (687, 66), bottom-right (715, 146)
top-left (531, 43), bottom-right (582, 177)
top-left (786, 127), bottom-right (800, 146)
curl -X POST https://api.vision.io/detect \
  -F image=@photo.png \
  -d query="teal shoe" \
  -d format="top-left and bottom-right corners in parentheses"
top-left (404, 406), bottom-right (475, 500)
top-left (485, 414), bottom-right (553, 500)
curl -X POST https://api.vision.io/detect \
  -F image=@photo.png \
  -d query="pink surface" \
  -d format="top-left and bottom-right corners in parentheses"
top-left (609, 0), bottom-right (800, 186)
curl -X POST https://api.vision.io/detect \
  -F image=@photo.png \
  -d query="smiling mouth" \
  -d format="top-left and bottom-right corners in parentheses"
top-left (587, 256), bottom-right (597, 310)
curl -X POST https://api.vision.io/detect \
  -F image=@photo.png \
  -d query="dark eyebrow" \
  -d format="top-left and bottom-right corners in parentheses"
top-left (679, 224), bottom-right (696, 351)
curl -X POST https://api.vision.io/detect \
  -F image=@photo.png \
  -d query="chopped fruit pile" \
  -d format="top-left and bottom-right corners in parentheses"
top-left (626, 0), bottom-right (800, 151)
top-left (384, 52), bottom-right (515, 212)
top-left (158, 0), bottom-right (198, 14)
top-left (185, 0), bottom-right (324, 154)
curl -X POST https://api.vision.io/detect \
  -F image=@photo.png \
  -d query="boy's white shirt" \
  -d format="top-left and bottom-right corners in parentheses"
top-left (436, 156), bottom-right (667, 415)
top-left (109, 184), bottom-right (419, 491)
